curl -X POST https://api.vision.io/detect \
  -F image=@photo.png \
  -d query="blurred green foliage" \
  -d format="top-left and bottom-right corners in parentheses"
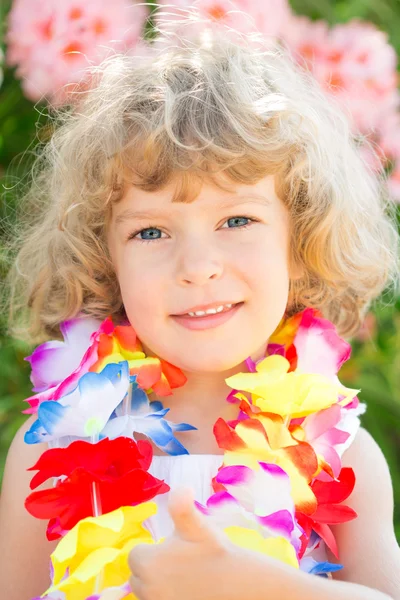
top-left (0, 0), bottom-right (399, 543)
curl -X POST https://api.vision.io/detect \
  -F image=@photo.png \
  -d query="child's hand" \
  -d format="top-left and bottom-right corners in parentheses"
top-left (128, 487), bottom-right (285, 600)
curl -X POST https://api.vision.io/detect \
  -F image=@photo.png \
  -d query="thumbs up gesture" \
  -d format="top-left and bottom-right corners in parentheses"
top-left (128, 487), bottom-right (284, 600)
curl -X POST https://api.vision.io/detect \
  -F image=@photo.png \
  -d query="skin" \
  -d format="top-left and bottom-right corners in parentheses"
top-left (107, 172), bottom-right (400, 599)
top-left (0, 173), bottom-right (399, 599)
top-left (107, 173), bottom-right (302, 453)
top-left (128, 479), bottom-right (399, 600)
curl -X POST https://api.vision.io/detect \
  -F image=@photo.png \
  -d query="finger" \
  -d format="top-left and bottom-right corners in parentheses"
top-left (128, 542), bottom-right (155, 581)
top-left (168, 487), bottom-right (218, 544)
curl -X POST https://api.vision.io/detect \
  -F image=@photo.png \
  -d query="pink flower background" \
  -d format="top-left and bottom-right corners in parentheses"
top-left (4, 0), bottom-right (400, 201)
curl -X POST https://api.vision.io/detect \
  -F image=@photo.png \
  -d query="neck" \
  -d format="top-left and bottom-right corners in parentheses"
top-left (145, 346), bottom-right (267, 455)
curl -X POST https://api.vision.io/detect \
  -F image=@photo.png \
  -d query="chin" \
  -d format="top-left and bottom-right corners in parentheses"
top-left (166, 347), bottom-right (255, 374)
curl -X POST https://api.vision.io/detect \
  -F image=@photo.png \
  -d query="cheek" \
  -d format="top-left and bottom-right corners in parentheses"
top-left (236, 228), bottom-right (290, 283)
top-left (117, 254), bottom-right (165, 322)
top-left (239, 229), bottom-right (291, 320)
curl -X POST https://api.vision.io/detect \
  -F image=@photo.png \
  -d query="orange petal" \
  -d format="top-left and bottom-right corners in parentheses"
top-left (113, 326), bottom-right (140, 353)
top-left (159, 358), bottom-right (187, 390)
top-left (129, 359), bottom-right (162, 390)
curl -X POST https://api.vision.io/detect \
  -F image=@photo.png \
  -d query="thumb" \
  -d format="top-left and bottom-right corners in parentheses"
top-left (168, 487), bottom-right (217, 544)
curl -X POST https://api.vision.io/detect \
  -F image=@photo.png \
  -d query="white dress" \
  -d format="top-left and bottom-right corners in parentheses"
top-left (145, 454), bottom-right (224, 541)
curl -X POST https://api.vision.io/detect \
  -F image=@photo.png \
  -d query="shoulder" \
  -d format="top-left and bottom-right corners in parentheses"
top-left (330, 427), bottom-right (400, 597)
top-left (342, 426), bottom-right (393, 510)
top-left (0, 415), bottom-right (58, 600)
top-left (1, 415), bottom-right (48, 491)
top-left (338, 425), bottom-right (395, 531)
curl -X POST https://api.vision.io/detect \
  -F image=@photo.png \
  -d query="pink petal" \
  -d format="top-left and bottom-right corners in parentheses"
top-left (323, 428), bottom-right (350, 446)
top-left (294, 308), bottom-right (351, 379)
top-left (302, 405), bottom-right (341, 441)
top-left (216, 465), bottom-right (252, 486)
top-left (206, 491), bottom-right (239, 510)
top-left (25, 317), bottom-right (100, 392)
top-left (315, 446), bottom-right (342, 481)
top-left (257, 509), bottom-right (294, 537)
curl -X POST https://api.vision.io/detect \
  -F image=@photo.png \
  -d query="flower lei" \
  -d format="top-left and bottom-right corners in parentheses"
top-left (24, 307), bottom-right (364, 600)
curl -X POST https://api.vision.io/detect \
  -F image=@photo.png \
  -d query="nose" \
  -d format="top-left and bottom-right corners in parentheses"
top-left (176, 239), bottom-right (223, 286)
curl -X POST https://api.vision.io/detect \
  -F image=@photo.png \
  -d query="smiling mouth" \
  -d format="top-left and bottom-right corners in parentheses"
top-left (170, 302), bottom-right (244, 330)
top-left (176, 302), bottom-right (242, 318)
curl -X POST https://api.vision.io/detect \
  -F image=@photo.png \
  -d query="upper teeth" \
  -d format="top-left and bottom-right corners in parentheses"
top-left (187, 304), bottom-right (233, 317)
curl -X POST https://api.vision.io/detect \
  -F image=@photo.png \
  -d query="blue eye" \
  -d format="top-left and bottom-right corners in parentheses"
top-left (127, 227), bottom-right (166, 243)
top-left (225, 216), bottom-right (252, 228)
top-left (137, 228), bottom-right (163, 241)
top-left (127, 216), bottom-right (257, 243)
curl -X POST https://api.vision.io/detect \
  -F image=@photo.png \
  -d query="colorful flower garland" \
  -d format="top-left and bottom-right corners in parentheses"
top-left (24, 307), bottom-right (364, 600)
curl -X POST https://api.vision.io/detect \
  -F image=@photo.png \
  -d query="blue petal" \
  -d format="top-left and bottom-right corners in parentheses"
top-left (138, 427), bottom-right (171, 450)
top-left (109, 408), bottom-right (118, 419)
top-left (24, 419), bottom-right (50, 444)
top-left (130, 386), bottom-right (150, 415)
top-left (129, 374), bottom-right (138, 386)
top-left (101, 360), bottom-right (129, 384)
top-left (148, 408), bottom-right (169, 419)
top-left (38, 401), bottom-right (70, 434)
top-left (141, 418), bottom-right (173, 446)
top-left (170, 422), bottom-right (197, 432)
top-left (309, 561), bottom-right (344, 575)
top-left (160, 437), bottom-right (190, 456)
top-left (149, 400), bottom-right (164, 412)
top-left (146, 419), bottom-right (190, 455)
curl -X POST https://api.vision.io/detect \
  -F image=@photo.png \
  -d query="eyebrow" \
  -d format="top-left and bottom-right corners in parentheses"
top-left (114, 194), bottom-right (272, 226)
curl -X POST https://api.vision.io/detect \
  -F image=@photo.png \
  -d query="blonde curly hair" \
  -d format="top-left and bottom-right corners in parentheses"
top-left (3, 7), bottom-right (400, 343)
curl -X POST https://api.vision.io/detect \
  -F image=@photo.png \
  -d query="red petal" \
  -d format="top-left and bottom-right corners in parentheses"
top-left (29, 438), bottom-right (154, 490)
top-left (46, 517), bottom-right (66, 541)
top-left (312, 467), bottom-right (356, 504)
top-left (26, 466), bottom-right (169, 532)
top-left (100, 437), bottom-right (153, 476)
top-left (286, 343), bottom-right (298, 371)
top-left (296, 513), bottom-right (313, 559)
top-left (99, 469), bottom-right (169, 514)
top-left (213, 418), bottom-right (247, 451)
top-left (135, 439), bottom-right (153, 471)
top-left (25, 470), bottom-right (93, 530)
top-left (313, 522), bottom-right (339, 558)
top-left (312, 503), bottom-right (357, 524)
top-left (28, 444), bottom-right (89, 489)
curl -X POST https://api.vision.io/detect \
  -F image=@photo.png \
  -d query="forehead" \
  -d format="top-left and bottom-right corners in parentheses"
top-left (117, 171), bottom-right (278, 207)
top-left (111, 173), bottom-right (279, 226)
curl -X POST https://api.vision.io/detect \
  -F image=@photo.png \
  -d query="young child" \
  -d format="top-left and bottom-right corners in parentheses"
top-left (1, 9), bottom-right (400, 600)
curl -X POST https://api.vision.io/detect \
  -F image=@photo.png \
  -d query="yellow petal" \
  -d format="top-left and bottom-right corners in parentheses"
top-left (95, 352), bottom-right (125, 372)
top-left (223, 423), bottom-right (317, 513)
top-left (225, 356), bottom-right (289, 395)
top-left (256, 414), bottom-right (298, 449)
top-left (255, 355), bottom-right (290, 376)
top-left (47, 528), bottom-right (155, 600)
top-left (224, 526), bottom-right (299, 569)
top-left (119, 349), bottom-right (146, 361)
top-left (52, 504), bottom-right (157, 586)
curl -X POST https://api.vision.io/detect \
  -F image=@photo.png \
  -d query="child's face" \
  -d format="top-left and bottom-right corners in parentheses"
top-left (108, 173), bottom-right (296, 372)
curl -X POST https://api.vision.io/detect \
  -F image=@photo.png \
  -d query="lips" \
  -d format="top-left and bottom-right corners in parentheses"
top-left (172, 302), bottom-right (241, 317)
top-left (170, 302), bottom-right (244, 331)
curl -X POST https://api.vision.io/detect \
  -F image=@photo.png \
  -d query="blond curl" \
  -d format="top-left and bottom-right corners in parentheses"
top-left (3, 5), bottom-right (399, 343)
